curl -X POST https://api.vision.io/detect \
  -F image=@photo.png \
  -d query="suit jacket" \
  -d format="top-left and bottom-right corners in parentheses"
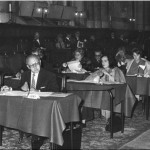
top-left (32, 38), bottom-right (44, 49)
top-left (19, 68), bottom-right (59, 92)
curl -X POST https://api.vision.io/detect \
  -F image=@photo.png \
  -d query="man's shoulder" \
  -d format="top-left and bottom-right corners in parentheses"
top-left (22, 70), bottom-right (30, 76)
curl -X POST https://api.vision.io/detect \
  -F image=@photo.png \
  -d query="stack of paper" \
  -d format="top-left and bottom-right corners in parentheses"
top-left (67, 61), bottom-right (81, 72)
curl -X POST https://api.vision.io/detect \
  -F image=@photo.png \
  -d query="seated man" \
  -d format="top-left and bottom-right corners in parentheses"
top-left (19, 54), bottom-right (59, 149)
top-left (126, 47), bottom-right (150, 77)
top-left (91, 50), bottom-right (102, 70)
top-left (20, 54), bottom-right (58, 92)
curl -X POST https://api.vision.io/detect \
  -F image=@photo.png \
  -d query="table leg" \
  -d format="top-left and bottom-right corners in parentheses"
top-left (108, 90), bottom-right (113, 138)
top-left (70, 122), bottom-right (73, 150)
top-left (0, 126), bottom-right (2, 146)
top-left (146, 96), bottom-right (149, 120)
top-left (121, 101), bottom-right (124, 133)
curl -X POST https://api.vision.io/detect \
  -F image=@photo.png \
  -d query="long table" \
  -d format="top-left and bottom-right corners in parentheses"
top-left (0, 93), bottom-right (81, 146)
top-left (66, 81), bottom-right (135, 138)
top-left (126, 76), bottom-right (150, 120)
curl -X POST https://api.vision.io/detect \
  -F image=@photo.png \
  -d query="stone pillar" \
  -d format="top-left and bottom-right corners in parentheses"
top-left (72, 1), bottom-right (85, 27)
top-left (93, 1), bottom-right (101, 28)
top-left (134, 1), bottom-right (144, 30)
top-left (144, 1), bottom-right (150, 30)
top-left (86, 1), bottom-right (94, 28)
top-left (101, 1), bottom-right (109, 28)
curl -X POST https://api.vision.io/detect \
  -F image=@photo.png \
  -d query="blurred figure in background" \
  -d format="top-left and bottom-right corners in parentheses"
top-left (32, 32), bottom-right (45, 50)
top-left (55, 34), bottom-right (65, 49)
top-left (32, 48), bottom-right (53, 72)
top-left (91, 50), bottom-right (103, 71)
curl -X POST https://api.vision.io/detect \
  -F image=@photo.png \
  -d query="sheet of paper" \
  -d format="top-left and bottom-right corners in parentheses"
top-left (50, 92), bottom-right (72, 97)
top-left (2, 91), bottom-right (28, 97)
top-left (67, 79), bottom-right (99, 84)
top-left (67, 79), bottom-right (124, 85)
top-left (29, 92), bottom-right (54, 97)
top-left (67, 61), bottom-right (81, 72)
top-left (126, 74), bottom-right (137, 77)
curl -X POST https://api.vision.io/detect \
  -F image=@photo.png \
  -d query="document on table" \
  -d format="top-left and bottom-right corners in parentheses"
top-left (0, 91), bottom-right (72, 98)
top-left (0, 91), bottom-right (28, 96)
top-left (126, 74), bottom-right (137, 76)
top-left (49, 92), bottom-right (72, 97)
top-left (28, 92), bottom-right (72, 97)
top-left (67, 79), bottom-right (124, 85)
top-left (67, 79), bottom-right (100, 84)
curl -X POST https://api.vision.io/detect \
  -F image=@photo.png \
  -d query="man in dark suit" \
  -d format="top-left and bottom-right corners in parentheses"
top-left (91, 50), bottom-right (102, 71)
top-left (20, 54), bottom-right (58, 92)
top-left (19, 54), bottom-right (59, 149)
top-left (32, 32), bottom-right (45, 50)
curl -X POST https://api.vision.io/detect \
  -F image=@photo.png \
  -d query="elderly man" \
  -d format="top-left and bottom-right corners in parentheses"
top-left (19, 54), bottom-right (59, 149)
top-left (20, 54), bottom-right (58, 92)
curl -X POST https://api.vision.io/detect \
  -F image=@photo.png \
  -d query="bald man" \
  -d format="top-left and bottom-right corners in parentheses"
top-left (20, 54), bottom-right (58, 92)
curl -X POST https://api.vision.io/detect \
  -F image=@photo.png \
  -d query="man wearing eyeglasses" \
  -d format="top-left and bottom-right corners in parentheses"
top-left (91, 50), bottom-right (103, 71)
top-left (20, 54), bottom-right (59, 92)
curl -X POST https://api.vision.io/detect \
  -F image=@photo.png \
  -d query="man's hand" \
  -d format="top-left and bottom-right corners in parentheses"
top-left (30, 88), bottom-right (39, 92)
top-left (21, 82), bottom-right (29, 91)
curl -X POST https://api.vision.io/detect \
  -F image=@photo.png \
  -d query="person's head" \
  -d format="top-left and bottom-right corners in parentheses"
top-left (101, 55), bottom-right (115, 69)
top-left (94, 51), bottom-right (102, 61)
top-left (132, 47), bottom-right (142, 62)
top-left (34, 32), bottom-right (40, 40)
top-left (73, 48), bottom-right (84, 61)
top-left (116, 47), bottom-right (126, 62)
top-left (26, 55), bottom-right (41, 73)
top-left (102, 56), bottom-right (109, 69)
top-left (32, 48), bottom-right (43, 59)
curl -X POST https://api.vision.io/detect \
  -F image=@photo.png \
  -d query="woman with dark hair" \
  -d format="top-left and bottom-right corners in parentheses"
top-left (86, 55), bottom-right (125, 83)
top-left (82, 55), bottom-right (126, 125)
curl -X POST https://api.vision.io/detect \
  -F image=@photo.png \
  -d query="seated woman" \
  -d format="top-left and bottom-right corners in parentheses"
top-left (115, 46), bottom-right (132, 74)
top-left (86, 55), bottom-right (126, 83)
top-left (126, 47), bottom-right (150, 77)
top-left (85, 55), bottom-right (126, 121)
top-left (63, 48), bottom-right (92, 72)
top-left (83, 55), bottom-right (136, 127)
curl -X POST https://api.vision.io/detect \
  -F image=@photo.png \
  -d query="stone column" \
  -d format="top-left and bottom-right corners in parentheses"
top-left (93, 1), bottom-right (101, 28)
top-left (86, 1), bottom-right (94, 28)
top-left (101, 1), bottom-right (109, 28)
top-left (134, 1), bottom-right (144, 30)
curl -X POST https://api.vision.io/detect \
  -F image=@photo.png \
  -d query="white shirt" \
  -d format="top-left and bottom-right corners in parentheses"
top-left (36, 39), bottom-right (40, 44)
top-left (30, 72), bottom-right (39, 88)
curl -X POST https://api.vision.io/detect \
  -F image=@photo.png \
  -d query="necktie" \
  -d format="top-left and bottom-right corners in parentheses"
top-left (31, 73), bottom-right (36, 89)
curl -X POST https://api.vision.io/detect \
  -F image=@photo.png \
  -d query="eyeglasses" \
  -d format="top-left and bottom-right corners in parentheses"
top-left (27, 62), bottom-right (40, 68)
